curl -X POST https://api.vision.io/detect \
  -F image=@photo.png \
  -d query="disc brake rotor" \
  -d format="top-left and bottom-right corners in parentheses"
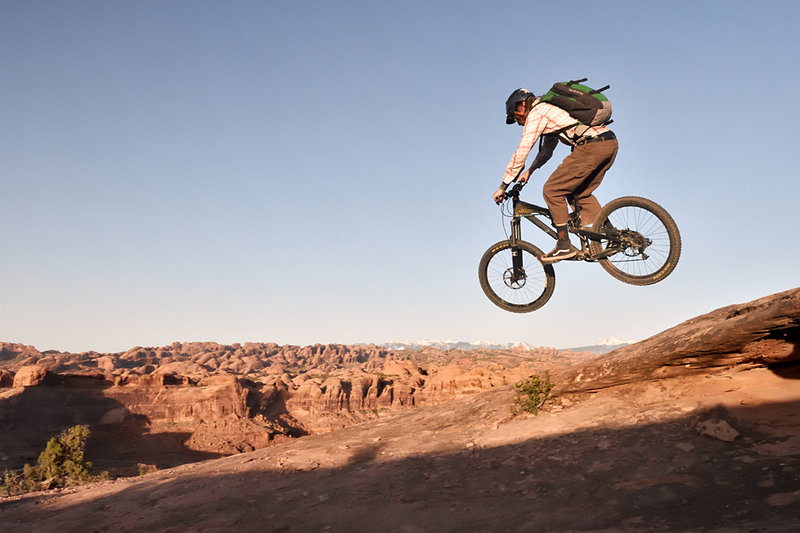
top-left (503, 268), bottom-right (527, 289)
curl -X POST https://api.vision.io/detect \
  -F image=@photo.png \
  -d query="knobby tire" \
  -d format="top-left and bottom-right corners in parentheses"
top-left (589, 196), bottom-right (681, 286)
top-left (478, 240), bottom-right (556, 313)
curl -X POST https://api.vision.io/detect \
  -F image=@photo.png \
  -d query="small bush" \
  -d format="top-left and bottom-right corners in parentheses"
top-left (0, 425), bottom-right (108, 496)
top-left (512, 373), bottom-right (553, 415)
top-left (137, 463), bottom-right (158, 476)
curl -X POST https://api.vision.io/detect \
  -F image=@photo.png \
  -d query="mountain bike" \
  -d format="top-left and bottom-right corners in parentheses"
top-left (478, 181), bottom-right (681, 313)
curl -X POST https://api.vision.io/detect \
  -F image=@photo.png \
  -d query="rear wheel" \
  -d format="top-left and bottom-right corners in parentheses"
top-left (478, 240), bottom-right (556, 313)
top-left (589, 196), bottom-right (681, 285)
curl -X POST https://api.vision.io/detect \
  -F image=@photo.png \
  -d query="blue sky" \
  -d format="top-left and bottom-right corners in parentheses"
top-left (2, 1), bottom-right (798, 353)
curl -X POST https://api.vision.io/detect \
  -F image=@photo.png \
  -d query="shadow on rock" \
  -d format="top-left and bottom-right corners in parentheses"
top-left (0, 375), bottom-right (222, 475)
top-left (3, 398), bottom-right (800, 533)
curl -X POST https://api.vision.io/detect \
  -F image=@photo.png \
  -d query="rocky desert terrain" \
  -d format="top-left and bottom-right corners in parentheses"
top-left (1, 287), bottom-right (799, 532)
top-left (0, 338), bottom-right (595, 476)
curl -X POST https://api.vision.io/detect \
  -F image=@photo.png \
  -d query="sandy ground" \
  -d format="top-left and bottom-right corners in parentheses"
top-left (2, 364), bottom-right (800, 532)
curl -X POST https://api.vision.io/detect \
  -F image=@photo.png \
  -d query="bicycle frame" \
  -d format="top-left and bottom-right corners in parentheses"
top-left (505, 183), bottom-right (623, 262)
top-left (481, 186), bottom-right (680, 312)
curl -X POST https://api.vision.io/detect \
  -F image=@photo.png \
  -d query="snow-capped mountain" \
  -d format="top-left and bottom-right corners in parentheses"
top-left (596, 336), bottom-right (637, 346)
top-left (379, 338), bottom-right (633, 353)
top-left (379, 339), bottom-right (513, 351)
top-left (563, 337), bottom-right (636, 354)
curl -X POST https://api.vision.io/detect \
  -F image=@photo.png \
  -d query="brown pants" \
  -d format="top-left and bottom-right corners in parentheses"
top-left (542, 138), bottom-right (618, 227)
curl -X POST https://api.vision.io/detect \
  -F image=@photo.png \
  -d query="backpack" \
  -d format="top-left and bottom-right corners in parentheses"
top-left (539, 78), bottom-right (612, 126)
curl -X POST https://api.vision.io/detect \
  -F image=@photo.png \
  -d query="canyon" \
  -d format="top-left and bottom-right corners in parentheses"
top-left (0, 337), bottom-right (596, 475)
top-left (1, 287), bottom-right (799, 532)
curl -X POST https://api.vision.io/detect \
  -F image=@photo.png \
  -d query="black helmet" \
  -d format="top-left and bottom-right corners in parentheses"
top-left (505, 88), bottom-right (534, 124)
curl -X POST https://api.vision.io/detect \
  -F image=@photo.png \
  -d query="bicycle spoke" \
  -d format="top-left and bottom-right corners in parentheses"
top-left (589, 196), bottom-right (681, 285)
top-left (479, 241), bottom-right (555, 312)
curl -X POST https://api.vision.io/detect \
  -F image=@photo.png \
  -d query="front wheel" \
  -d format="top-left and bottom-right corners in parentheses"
top-left (478, 240), bottom-right (556, 313)
top-left (589, 196), bottom-right (681, 285)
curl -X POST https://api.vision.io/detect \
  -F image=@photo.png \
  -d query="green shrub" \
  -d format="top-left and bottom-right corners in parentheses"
top-left (137, 463), bottom-right (158, 476)
top-left (512, 373), bottom-right (553, 415)
top-left (37, 424), bottom-right (94, 482)
top-left (0, 425), bottom-right (107, 496)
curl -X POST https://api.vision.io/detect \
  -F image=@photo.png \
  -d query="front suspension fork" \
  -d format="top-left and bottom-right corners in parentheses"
top-left (510, 217), bottom-right (524, 278)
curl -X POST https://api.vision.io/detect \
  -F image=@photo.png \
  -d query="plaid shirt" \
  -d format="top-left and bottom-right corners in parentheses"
top-left (502, 101), bottom-right (610, 184)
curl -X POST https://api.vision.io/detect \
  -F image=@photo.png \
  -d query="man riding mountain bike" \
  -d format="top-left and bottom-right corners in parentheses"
top-left (493, 88), bottom-right (618, 263)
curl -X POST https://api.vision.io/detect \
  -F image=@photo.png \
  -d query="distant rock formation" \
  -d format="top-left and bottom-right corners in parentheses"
top-left (0, 340), bottom-right (560, 472)
top-left (0, 369), bottom-right (16, 387)
top-left (2, 286), bottom-right (797, 475)
top-left (0, 343), bottom-right (41, 364)
top-left (11, 365), bottom-right (49, 387)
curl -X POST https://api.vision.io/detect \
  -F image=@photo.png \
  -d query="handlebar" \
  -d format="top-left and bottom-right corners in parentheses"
top-left (494, 167), bottom-right (529, 205)
top-left (506, 181), bottom-right (526, 199)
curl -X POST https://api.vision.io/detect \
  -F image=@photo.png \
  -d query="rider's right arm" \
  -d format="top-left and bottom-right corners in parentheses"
top-left (500, 110), bottom-right (549, 185)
